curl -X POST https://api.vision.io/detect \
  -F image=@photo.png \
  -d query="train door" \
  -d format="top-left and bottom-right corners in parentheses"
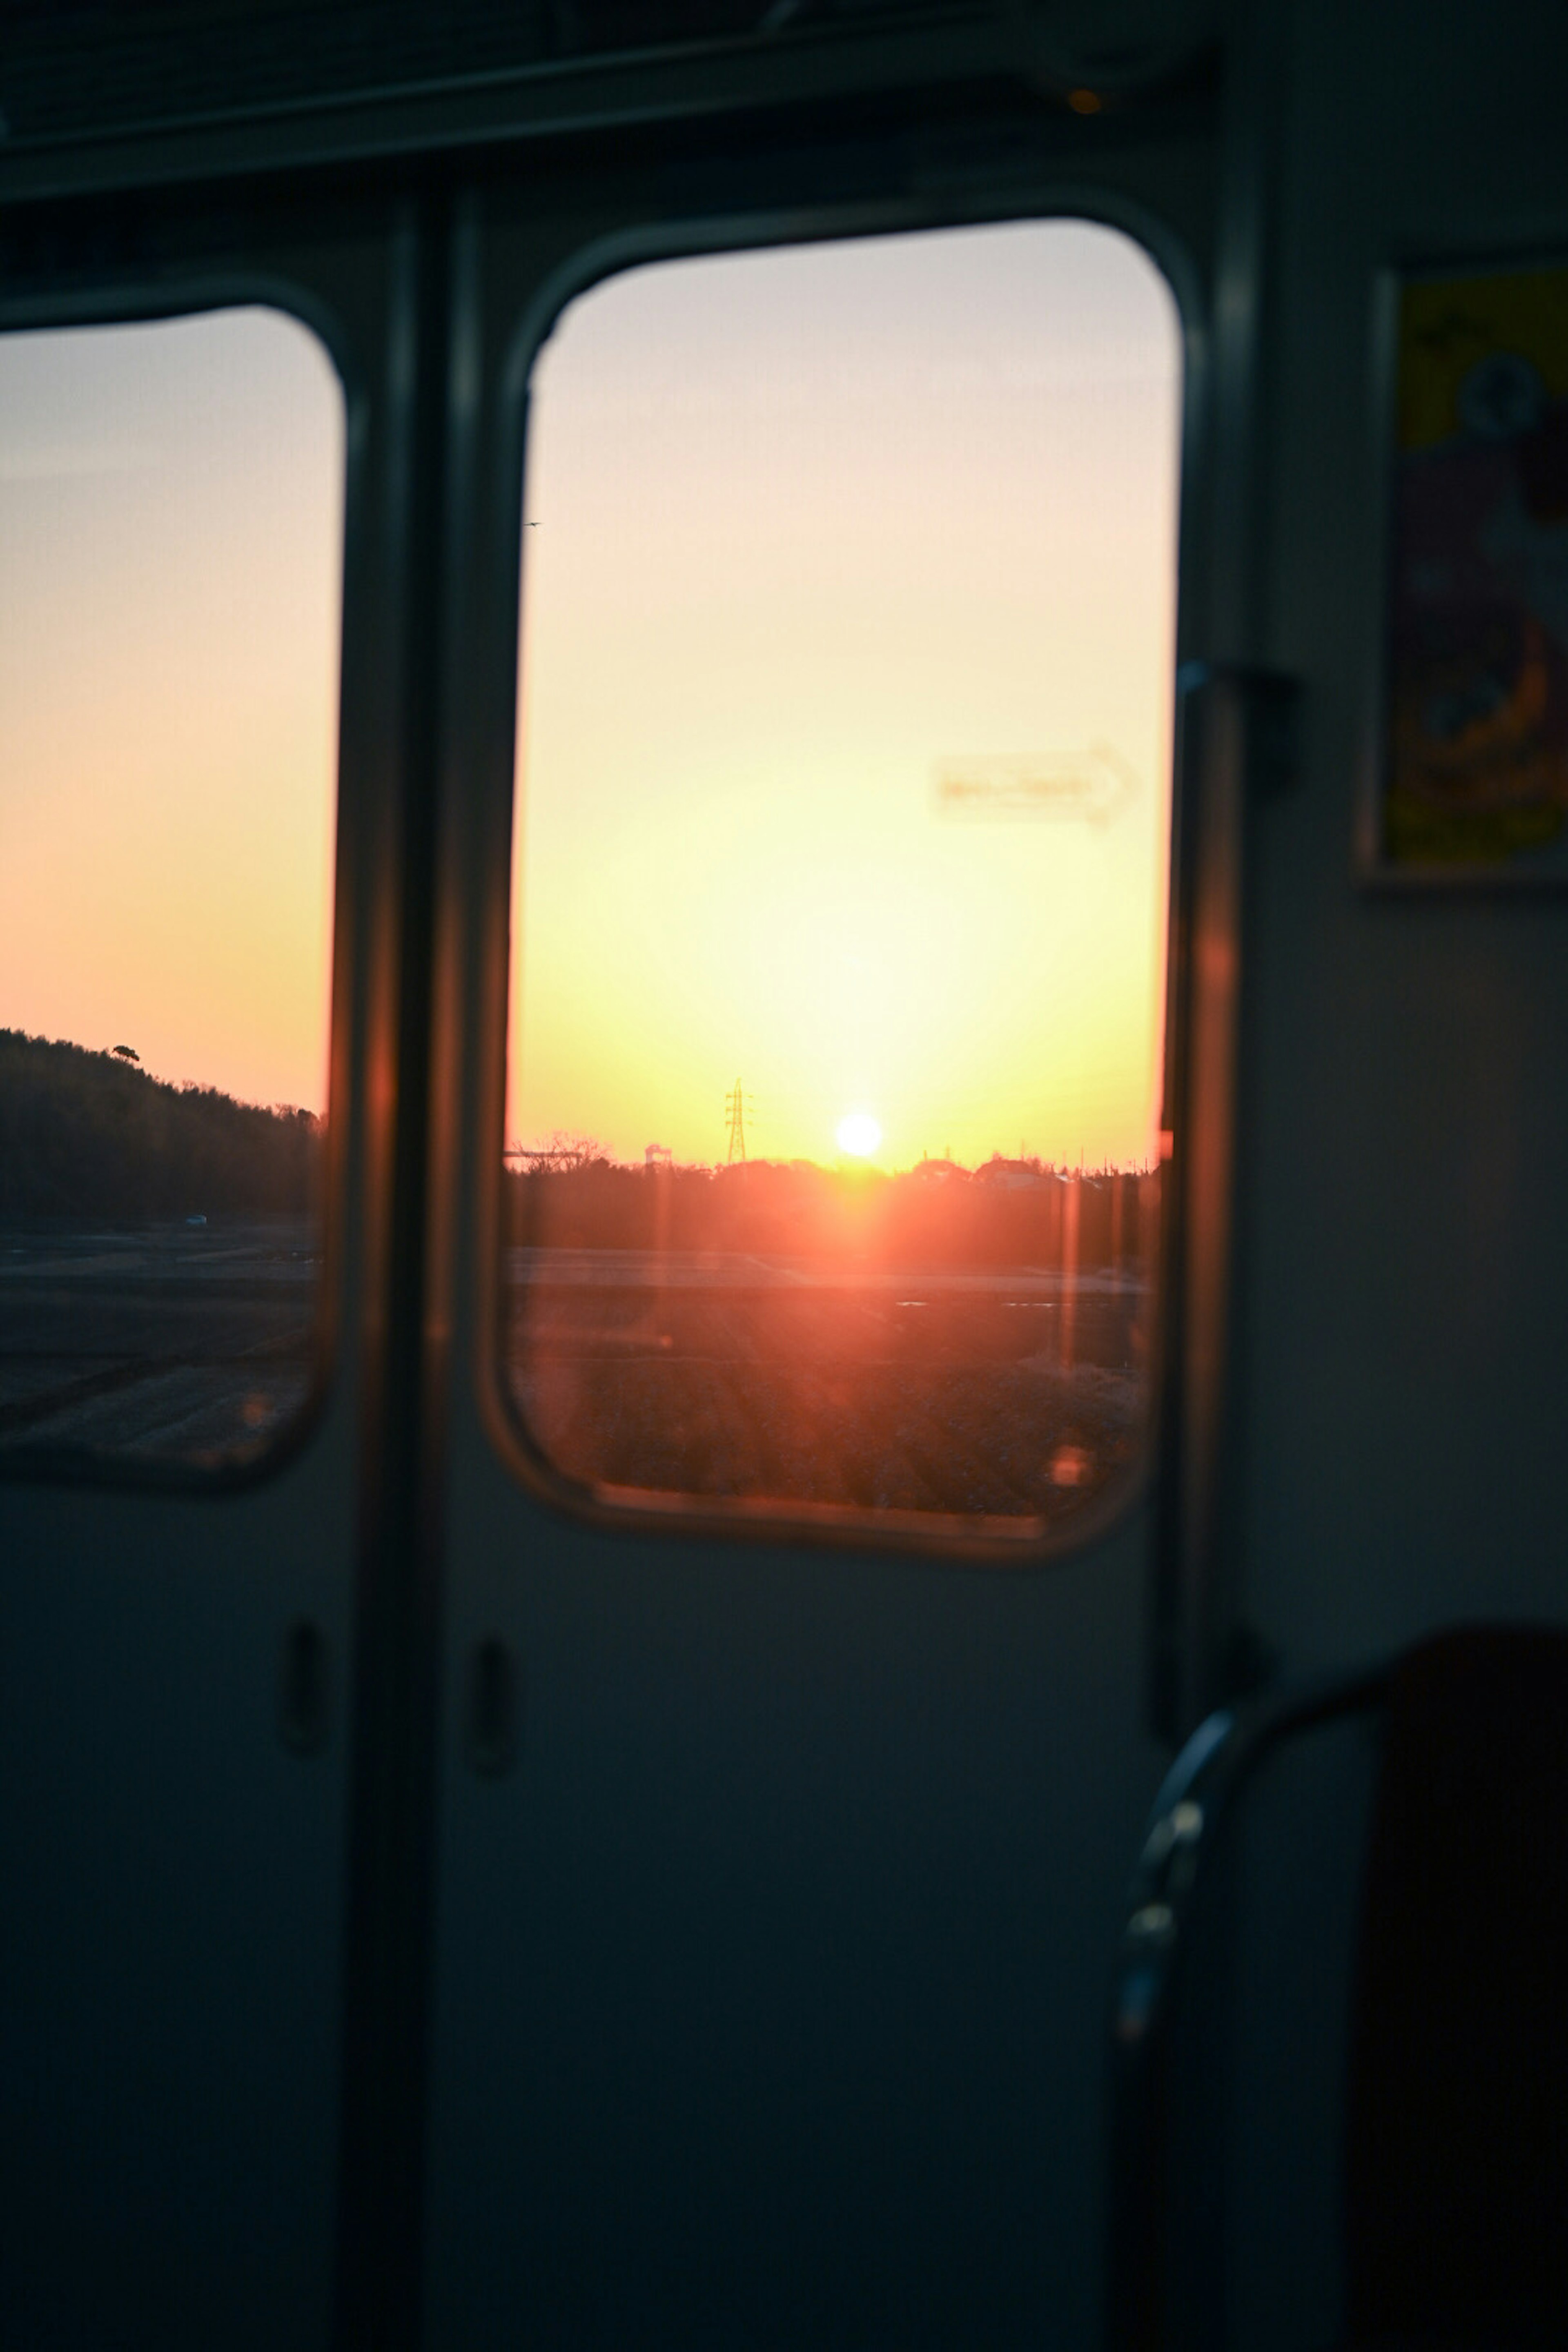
top-left (0, 195), bottom-right (419, 2350)
top-left (417, 62), bottom-right (1243, 2349)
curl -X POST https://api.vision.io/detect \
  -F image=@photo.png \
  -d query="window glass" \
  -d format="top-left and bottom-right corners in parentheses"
top-left (505, 222), bottom-right (1179, 1541)
top-left (0, 307), bottom-right (343, 1469)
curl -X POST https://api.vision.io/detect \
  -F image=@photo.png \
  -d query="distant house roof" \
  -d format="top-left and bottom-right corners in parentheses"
top-left (972, 1156), bottom-right (1048, 1188)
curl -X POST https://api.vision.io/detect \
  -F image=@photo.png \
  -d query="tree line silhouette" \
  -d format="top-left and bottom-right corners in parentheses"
top-left (0, 1029), bottom-right (1158, 1265)
top-left (0, 1030), bottom-right (321, 1218)
top-left (507, 1145), bottom-right (1158, 1271)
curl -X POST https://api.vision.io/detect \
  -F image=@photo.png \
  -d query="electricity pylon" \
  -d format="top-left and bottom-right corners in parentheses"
top-left (724, 1080), bottom-right (753, 1165)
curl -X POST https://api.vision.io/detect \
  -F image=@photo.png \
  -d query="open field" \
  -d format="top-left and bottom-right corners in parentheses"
top-left (505, 1247), bottom-right (1152, 1527)
top-left (0, 1045), bottom-right (1158, 1506)
top-left (0, 1223), bottom-right (1154, 1527)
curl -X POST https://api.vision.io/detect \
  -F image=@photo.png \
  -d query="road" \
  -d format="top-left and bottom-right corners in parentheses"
top-left (0, 1219), bottom-right (320, 1461)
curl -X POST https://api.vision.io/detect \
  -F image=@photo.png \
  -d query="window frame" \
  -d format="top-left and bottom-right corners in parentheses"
top-left (474, 184), bottom-right (1205, 1564)
top-left (0, 263), bottom-right (361, 1495)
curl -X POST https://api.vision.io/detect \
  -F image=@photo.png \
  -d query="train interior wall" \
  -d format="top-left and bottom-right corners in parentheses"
top-left (1200, 3), bottom-right (1568, 2343)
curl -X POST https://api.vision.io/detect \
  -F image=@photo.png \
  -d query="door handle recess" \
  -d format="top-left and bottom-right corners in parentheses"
top-left (278, 1616), bottom-right (332, 1756)
top-left (464, 1635), bottom-right (520, 1778)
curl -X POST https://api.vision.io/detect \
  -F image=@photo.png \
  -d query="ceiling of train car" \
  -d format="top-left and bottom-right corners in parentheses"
top-left (0, 0), bottom-right (1222, 155)
top-left (0, 0), bottom-right (978, 146)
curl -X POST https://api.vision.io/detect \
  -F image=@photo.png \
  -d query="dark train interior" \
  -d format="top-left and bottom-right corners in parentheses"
top-left (4, 1), bottom-right (1568, 2346)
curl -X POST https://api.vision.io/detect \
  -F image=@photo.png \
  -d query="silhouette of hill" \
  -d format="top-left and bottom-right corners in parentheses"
top-left (0, 1029), bottom-right (321, 1218)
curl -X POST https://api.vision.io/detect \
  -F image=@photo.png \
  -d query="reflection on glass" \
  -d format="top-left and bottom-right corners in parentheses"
top-left (505, 222), bottom-right (1180, 1536)
top-left (0, 309), bottom-right (343, 1467)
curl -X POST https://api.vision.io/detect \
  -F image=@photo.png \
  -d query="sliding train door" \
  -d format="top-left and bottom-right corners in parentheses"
top-left (421, 80), bottom-right (1229, 2349)
top-left (0, 196), bottom-right (419, 2350)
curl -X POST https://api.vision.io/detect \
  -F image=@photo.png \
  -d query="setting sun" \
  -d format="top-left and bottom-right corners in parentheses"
top-left (510, 220), bottom-right (1180, 1174)
top-left (837, 1111), bottom-right (882, 1158)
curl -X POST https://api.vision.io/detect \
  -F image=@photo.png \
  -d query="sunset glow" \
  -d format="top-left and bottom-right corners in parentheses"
top-left (510, 221), bottom-right (1182, 1173)
top-left (0, 239), bottom-right (1178, 1174)
top-left (0, 308), bottom-right (343, 1115)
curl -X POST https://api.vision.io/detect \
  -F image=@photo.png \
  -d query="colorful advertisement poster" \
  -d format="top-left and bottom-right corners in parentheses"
top-left (1381, 265), bottom-right (1568, 875)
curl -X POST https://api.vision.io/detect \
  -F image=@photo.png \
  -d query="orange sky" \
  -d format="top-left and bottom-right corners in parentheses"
top-left (0, 306), bottom-right (342, 1114)
top-left (510, 220), bottom-right (1182, 1173)
top-left (0, 234), bottom-right (1179, 1165)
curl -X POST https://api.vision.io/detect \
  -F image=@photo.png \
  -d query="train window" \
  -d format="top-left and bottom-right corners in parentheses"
top-left (0, 307), bottom-right (343, 1474)
top-left (502, 220), bottom-right (1180, 1547)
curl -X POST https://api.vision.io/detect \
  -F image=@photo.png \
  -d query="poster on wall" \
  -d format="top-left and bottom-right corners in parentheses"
top-left (1374, 262), bottom-right (1568, 880)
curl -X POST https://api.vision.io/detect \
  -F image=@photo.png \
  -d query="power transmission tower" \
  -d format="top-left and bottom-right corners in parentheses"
top-left (723, 1080), bottom-right (753, 1165)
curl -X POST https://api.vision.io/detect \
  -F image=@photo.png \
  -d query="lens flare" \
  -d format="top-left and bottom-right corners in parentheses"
top-left (836, 1111), bottom-right (882, 1158)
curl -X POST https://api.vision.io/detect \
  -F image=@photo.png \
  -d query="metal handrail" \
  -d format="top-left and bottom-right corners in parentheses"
top-left (1104, 1665), bottom-right (1392, 2352)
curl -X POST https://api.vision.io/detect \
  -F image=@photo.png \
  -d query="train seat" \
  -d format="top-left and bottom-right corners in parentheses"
top-left (1107, 1625), bottom-right (1568, 2352)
